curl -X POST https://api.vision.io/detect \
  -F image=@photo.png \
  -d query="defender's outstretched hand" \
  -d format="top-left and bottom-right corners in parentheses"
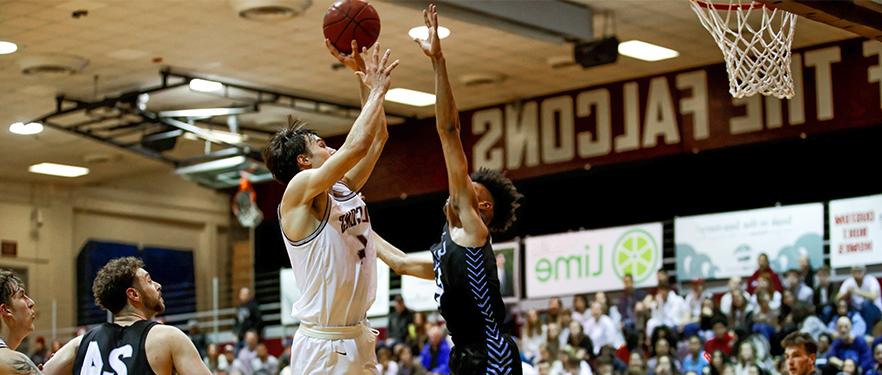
top-left (414, 4), bottom-right (443, 60)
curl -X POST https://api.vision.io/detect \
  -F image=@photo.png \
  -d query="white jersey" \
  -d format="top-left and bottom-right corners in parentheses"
top-left (281, 181), bottom-right (376, 326)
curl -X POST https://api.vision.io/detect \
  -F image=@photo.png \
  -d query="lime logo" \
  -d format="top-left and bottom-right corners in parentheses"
top-left (612, 229), bottom-right (659, 284)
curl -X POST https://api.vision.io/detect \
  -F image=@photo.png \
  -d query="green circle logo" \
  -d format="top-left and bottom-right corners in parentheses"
top-left (612, 229), bottom-right (659, 284)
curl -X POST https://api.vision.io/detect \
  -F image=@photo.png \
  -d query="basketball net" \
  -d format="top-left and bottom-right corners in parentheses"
top-left (233, 171), bottom-right (263, 228)
top-left (689, 0), bottom-right (797, 99)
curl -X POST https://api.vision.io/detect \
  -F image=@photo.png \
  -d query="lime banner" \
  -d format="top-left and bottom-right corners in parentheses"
top-left (525, 223), bottom-right (663, 298)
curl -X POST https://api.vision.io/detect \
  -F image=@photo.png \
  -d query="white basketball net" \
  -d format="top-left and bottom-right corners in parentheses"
top-left (689, 0), bottom-right (797, 99)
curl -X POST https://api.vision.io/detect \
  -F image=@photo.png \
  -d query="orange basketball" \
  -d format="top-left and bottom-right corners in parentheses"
top-left (323, 0), bottom-right (381, 55)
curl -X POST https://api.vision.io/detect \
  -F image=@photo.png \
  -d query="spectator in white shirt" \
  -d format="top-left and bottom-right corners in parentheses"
top-left (522, 309), bottom-right (547, 362)
top-left (647, 282), bottom-right (689, 337)
top-left (720, 277), bottom-right (750, 316)
top-left (251, 343), bottom-right (278, 375)
top-left (572, 294), bottom-right (589, 325)
top-left (583, 301), bottom-right (620, 355)
top-left (838, 264), bottom-right (882, 330)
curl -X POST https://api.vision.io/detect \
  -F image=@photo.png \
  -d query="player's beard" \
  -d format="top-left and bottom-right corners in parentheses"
top-left (141, 289), bottom-right (166, 314)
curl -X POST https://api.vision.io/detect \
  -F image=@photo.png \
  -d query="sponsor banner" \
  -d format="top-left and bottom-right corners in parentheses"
top-left (280, 261), bottom-right (390, 325)
top-left (525, 223), bottom-right (663, 298)
top-left (830, 194), bottom-right (882, 268)
top-left (675, 203), bottom-right (824, 281)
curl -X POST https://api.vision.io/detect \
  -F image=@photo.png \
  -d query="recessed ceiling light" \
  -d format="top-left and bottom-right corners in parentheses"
top-left (0, 41), bottom-right (18, 55)
top-left (9, 122), bottom-right (44, 135)
top-left (29, 162), bottom-right (90, 178)
top-left (408, 26), bottom-right (451, 41)
top-left (385, 88), bottom-right (436, 107)
top-left (618, 40), bottom-right (679, 62)
top-left (189, 78), bottom-right (224, 92)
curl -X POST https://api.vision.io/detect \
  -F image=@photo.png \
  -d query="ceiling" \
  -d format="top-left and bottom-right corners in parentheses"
top-left (0, 0), bottom-right (857, 186)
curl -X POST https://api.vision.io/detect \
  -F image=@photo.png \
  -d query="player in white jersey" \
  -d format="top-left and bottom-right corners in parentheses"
top-left (262, 42), bottom-right (398, 375)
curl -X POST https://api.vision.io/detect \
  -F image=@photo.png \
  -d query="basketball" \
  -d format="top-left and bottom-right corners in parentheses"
top-left (323, 0), bottom-right (381, 55)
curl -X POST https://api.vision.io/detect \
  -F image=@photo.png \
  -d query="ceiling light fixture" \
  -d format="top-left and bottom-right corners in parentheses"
top-left (189, 78), bottom-right (224, 92)
top-left (385, 88), bottom-right (436, 107)
top-left (0, 41), bottom-right (17, 54)
top-left (9, 122), bottom-right (44, 135)
top-left (159, 106), bottom-right (251, 119)
top-left (29, 162), bottom-right (90, 177)
top-left (175, 156), bottom-right (247, 175)
top-left (182, 130), bottom-right (246, 144)
top-left (617, 40), bottom-right (679, 62)
top-left (408, 26), bottom-right (451, 40)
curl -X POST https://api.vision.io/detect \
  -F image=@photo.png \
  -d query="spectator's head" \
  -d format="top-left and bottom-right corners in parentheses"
top-left (728, 276), bottom-right (742, 292)
top-left (818, 265), bottom-right (830, 285)
top-left (711, 350), bottom-right (726, 369)
top-left (654, 338), bottom-right (671, 357)
top-left (691, 279), bottom-right (704, 293)
top-left (837, 298), bottom-right (851, 316)
top-left (656, 281), bottom-right (671, 299)
top-left (836, 316), bottom-right (853, 340)
top-left (782, 289), bottom-right (795, 307)
top-left (799, 255), bottom-right (810, 270)
top-left (688, 335), bottom-right (702, 355)
top-left (757, 253), bottom-right (769, 270)
top-left (597, 359), bottom-right (614, 375)
top-left (590, 301), bottom-right (603, 319)
top-left (843, 358), bottom-right (858, 375)
top-left (852, 265), bottom-right (866, 283)
top-left (413, 311), bottom-right (426, 326)
top-left (256, 343), bottom-right (269, 360)
top-left (559, 309), bottom-right (572, 326)
top-left (547, 322), bottom-right (560, 340)
top-left (527, 309), bottom-right (541, 326)
top-left (548, 297), bottom-right (562, 315)
top-left (875, 343), bottom-right (882, 365)
top-left (33, 336), bottom-right (45, 351)
top-left (623, 274), bottom-right (635, 291)
top-left (376, 345), bottom-right (392, 364)
top-left (712, 317), bottom-right (728, 338)
top-left (785, 269), bottom-right (801, 287)
top-left (782, 332), bottom-right (817, 375)
top-left (732, 289), bottom-right (747, 309)
top-left (756, 274), bottom-right (772, 292)
top-left (538, 344), bottom-right (551, 362)
top-left (655, 355), bottom-right (674, 375)
top-left (595, 291), bottom-right (608, 306)
top-left (657, 269), bottom-right (669, 285)
top-left (428, 325), bottom-right (443, 348)
top-left (399, 345), bottom-right (413, 364)
top-left (239, 287), bottom-right (251, 304)
top-left (245, 329), bottom-right (259, 349)
top-left (818, 333), bottom-right (832, 354)
top-left (701, 298), bottom-right (715, 316)
top-left (394, 295), bottom-right (405, 313)
top-left (50, 340), bottom-right (62, 353)
top-left (573, 294), bottom-right (588, 313)
top-left (738, 341), bottom-right (755, 364)
top-left (207, 343), bottom-right (219, 358)
top-left (187, 319), bottom-right (200, 333)
top-left (628, 351), bottom-right (645, 370)
top-left (568, 320), bottom-right (583, 338)
top-left (223, 344), bottom-right (235, 361)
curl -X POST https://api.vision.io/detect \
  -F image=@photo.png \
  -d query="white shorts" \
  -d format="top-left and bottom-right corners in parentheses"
top-left (289, 322), bottom-right (379, 375)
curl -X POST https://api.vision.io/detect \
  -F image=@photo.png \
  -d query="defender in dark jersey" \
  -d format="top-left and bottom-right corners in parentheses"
top-left (0, 269), bottom-right (41, 375)
top-left (376, 5), bottom-right (524, 374)
top-left (44, 257), bottom-right (208, 375)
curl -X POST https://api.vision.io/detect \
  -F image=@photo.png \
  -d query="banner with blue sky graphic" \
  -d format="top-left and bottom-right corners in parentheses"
top-left (675, 203), bottom-right (823, 281)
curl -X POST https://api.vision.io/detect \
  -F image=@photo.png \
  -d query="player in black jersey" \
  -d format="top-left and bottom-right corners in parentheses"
top-left (376, 5), bottom-right (524, 374)
top-left (44, 257), bottom-right (208, 375)
top-left (0, 269), bottom-right (41, 375)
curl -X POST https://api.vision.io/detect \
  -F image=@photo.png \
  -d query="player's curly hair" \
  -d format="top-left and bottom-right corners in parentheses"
top-left (262, 116), bottom-right (317, 185)
top-left (0, 269), bottom-right (24, 307)
top-left (471, 168), bottom-right (523, 233)
top-left (93, 257), bottom-right (143, 314)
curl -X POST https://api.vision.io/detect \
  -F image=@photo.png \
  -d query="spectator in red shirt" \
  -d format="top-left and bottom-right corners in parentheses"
top-left (705, 317), bottom-right (735, 356)
top-left (746, 253), bottom-right (784, 294)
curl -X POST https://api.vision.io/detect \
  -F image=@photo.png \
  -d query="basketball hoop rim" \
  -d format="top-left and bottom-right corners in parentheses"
top-left (692, 1), bottom-right (768, 11)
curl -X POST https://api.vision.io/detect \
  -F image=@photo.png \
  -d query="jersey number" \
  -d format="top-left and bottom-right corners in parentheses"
top-left (81, 341), bottom-right (133, 375)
